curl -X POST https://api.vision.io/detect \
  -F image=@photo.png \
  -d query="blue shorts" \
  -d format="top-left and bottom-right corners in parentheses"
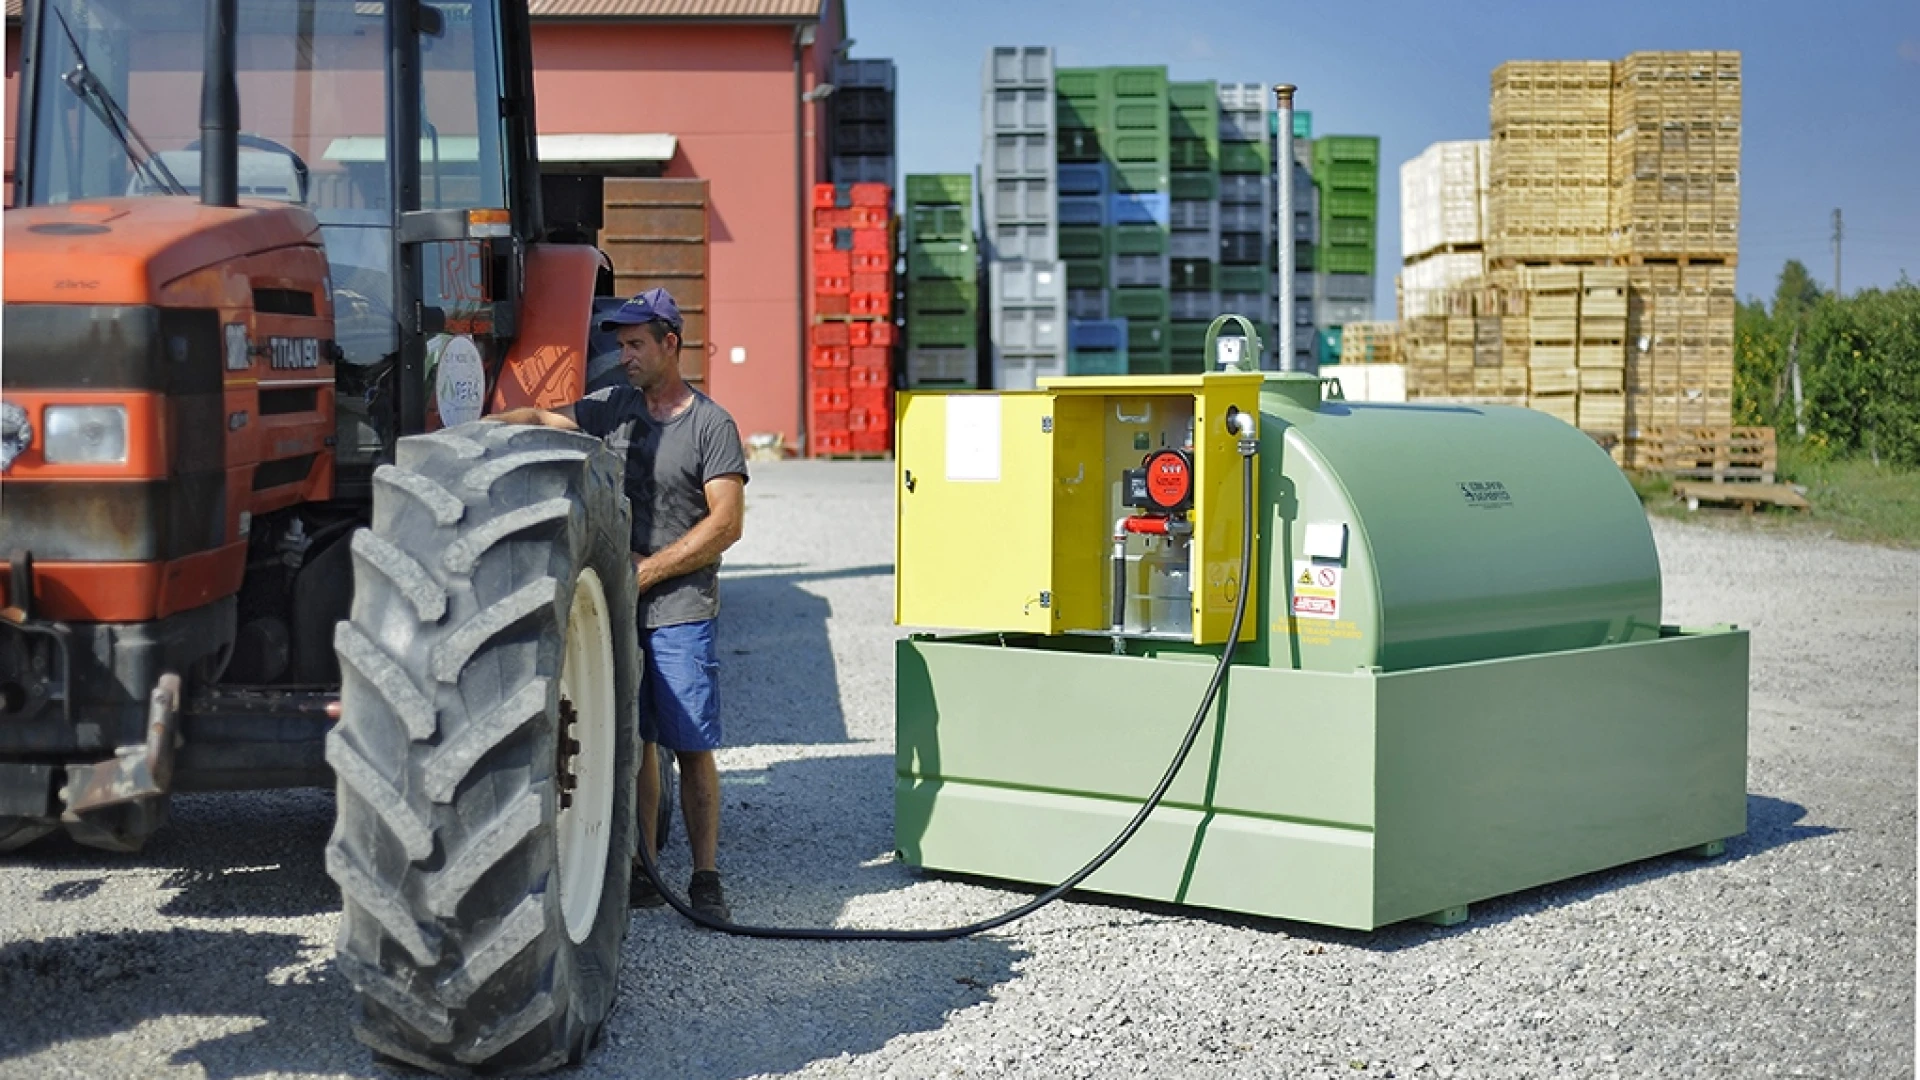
top-left (639, 619), bottom-right (722, 753)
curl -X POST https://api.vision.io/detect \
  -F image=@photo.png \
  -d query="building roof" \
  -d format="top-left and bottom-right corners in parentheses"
top-left (529, 0), bottom-right (823, 18)
top-left (3, 1), bottom-right (826, 22)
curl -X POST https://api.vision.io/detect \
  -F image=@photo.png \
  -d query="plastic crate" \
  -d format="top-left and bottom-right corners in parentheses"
top-left (835, 121), bottom-right (893, 155)
top-left (1222, 203), bottom-right (1275, 232)
top-left (1318, 247), bottom-right (1376, 275)
top-left (1218, 141), bottom-right (1270, 174)
top-left (904, 347), bottom-right (978, 387)
top-left (1216, 265), bottom-right (1269, 294)
top-left (1219, 231), bottom-right (1265, 266)
top-left (1111, 253), bottom-right (1170, 288)
top-left (991, 177), bottom-right (1055, 224)
top-left (993, 350), bottom-right (1068, 391)
top-left (1170, 289), bottom-right (1220, 320)
top-left (1067, 288), bottom-right (1108, 319)
top-left (993, 305), bottom-right (1065, 352)
top-left (905, 174), bottom-right (972, 206)
top-left (910, 279), bottom-right (980, 313)
top-left (909, 204), bottom-right (971, 242)
top-left (1316, 161), bottom-right (1378, 194)
top-left (990, 261), bottom-right (1065, 306)
top-left (986, 46), bottom-right (1053, 89)
top-left (848, 363), bottom-right (891, 389)
top-left (1170, 139), bottom-right (1216, 171)
top-left (834, 87), bottom-right (894, 123)
top-left (1066, 260), bottom-right (1106, 290)
top-left (986, 222), bottom-right (1058, 262)
top-left (1169, 200), bottom-right (1213, 231)
top-left (1322, 190), bottom-right (1377, 217)
top-left (1170, 172), bottom-right (1217, 201)
top-left (1057, 225), bottom-right (1105, 260)
top-left (1056, 128), bottom-right (1102, 162)
top-left (904, 313), bottom-right (978, 348)
top-left (1218, 108), bottom-right (1264, 142)
top-left (988, 132), bottom-right (1052, 179)
top-left (1068, 349), bottom-right (1128, 376)
top-left (1218, 174), bottom-right (1268, 204)
top-left (1169, 231), bottom-right (1215, 259)
top-left (1106, 129), bottom-right (1170, 165)
top-left (1109, 191), bottom-right (1171, 227)
top-left (1110, 225), bottom-right (1168, 256)
top-left (1314, 135), bottom-right (1380, 167)
top-left (1058, 195), bottom-right (1107, 227)
top-left (1108, 66), bottom-right (1169, 100)
top-left (1170, 258), bottom-right (1214, 292)
top-left (1322, 217), bottom-right (1376, 246)
top-left (830, 155), bottom-right (895, 185)
top-left (832, 57), bottom-right (896, 90)
top-left (1170, 320), bottom-right (1212, 357)
top-left (1110, 288), bottom-right (1170, 320)
top-left (1068, 318), bottom-right (1128, 351)
top-left (1057, 162), bottom-right (1108, 196)
top-left (1216, 82), bottom-right (1266, 112)
top-left (906, 244), bottom-right (974, 281)
top-left (987, 88), bottom-right (1053, 135)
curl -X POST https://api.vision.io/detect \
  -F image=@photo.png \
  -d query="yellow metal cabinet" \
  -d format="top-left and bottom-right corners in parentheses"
top-left (895, 373), bottom-right (1260, 644)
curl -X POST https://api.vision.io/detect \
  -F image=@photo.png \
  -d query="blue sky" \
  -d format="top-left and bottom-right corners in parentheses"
top-left (849, 0), bottom-right (1920, 315)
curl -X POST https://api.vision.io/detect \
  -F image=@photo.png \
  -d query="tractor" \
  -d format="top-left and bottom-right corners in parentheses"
top-left (2, 0), bottom-right (640, 1071)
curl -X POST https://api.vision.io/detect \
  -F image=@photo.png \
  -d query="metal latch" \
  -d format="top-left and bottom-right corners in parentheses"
top-left (1041, 416), bottom-right (1053, 433)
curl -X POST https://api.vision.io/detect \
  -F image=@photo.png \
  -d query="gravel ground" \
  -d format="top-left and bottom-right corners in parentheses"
top-left (1, 460), bottom-right (1913, 1079)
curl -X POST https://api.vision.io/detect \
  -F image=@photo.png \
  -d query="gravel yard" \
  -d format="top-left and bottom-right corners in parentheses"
top-left (1, 460), bottom-right (1913, 1079)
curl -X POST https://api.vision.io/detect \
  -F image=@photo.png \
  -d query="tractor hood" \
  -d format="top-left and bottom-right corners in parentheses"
top-left (4, 198), bottom-right (323, 306)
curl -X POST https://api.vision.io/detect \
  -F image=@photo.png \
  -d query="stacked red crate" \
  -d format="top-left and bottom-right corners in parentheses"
top-left (809, 182), bottom-right (898, 456)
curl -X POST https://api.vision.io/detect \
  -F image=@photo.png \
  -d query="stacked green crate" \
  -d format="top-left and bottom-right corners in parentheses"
top-left (904, 173), bottom-right (980, 385)
top-left (1104, 66), bottom-right (1172, 373)
top-left (1055, 67), bottom-right (1108, 345)
top-left (1313, 136), bottom-right (1380, 276)
top-left (1168, 80), bottom-right (1219, 374)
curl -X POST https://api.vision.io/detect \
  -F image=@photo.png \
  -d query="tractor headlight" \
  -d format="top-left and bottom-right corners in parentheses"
top-left (43, 405), bottom-right (129, 465)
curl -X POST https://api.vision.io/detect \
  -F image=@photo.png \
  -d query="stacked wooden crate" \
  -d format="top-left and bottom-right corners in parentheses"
top-left (1610, 52), bottom-right (1740, 262)
top-left (1487, 61), bottom-right (1613, 263)
top-left (1337, 320), bottom-right (1400, 364)
top-left (1576, 269), bottom-right (1628, 441)
top-left (1525, 268), bottom-right (1580, 424)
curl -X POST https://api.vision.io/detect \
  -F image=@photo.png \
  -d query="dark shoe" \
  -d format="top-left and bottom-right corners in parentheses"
top-left (629, 862), bottom-right (665, 909)
top-left (688, 870), bottom-right (730, 923)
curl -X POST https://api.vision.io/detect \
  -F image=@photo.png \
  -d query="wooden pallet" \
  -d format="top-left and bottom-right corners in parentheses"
top-left (1672, 481), bottom-right (1809, 515)
top-left (1629, 426), bottom-right (1776, 482)
top-left (1616, 252), bottom-right (1737, 267)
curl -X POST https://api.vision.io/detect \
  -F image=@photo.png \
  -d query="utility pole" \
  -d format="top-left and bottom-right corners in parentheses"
top-left (1831, 208), bottom-right (1843, 296)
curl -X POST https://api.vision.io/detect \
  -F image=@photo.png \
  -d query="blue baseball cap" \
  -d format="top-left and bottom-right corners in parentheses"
top-left (599, 287), bottom-right (683, 334)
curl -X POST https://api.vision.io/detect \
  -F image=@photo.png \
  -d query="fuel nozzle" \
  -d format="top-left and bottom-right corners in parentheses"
top-left (1225, 406), bottom-right (1259, 458)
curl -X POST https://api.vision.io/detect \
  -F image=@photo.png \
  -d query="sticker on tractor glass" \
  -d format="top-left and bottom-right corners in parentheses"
top-left (224, 323), bottom-right (250, 371)
top-left (432, 334), bottom-right (487, 426)
top-left (1290, 559), bottom-right (1341, 621)
top-left (1458, 479), bottom-right (1513, 509)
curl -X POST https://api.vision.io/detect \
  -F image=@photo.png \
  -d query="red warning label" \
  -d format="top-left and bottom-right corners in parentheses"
top-left (1290, 559), bottom-right (1342, 621)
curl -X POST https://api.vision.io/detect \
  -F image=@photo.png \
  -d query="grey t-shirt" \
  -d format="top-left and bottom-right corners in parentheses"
top-left (573, 385), bottom-right (749, 628)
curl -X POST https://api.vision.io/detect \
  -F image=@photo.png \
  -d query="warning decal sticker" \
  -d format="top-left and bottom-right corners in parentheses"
top-left (1290, 560), bottom-right (1341, 621)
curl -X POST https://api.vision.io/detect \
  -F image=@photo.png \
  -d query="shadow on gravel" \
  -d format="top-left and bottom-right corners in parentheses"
top-left (717, 562), bottom-right (893, 747)
top-left (2, 788), bottom-right (341, 920)
top-left (906, 793), bottom-right (1835, 959)
top-left (618, 750), bottom-right (1023, 1080)
top-left (0, 926), bottom-right (374, 1078)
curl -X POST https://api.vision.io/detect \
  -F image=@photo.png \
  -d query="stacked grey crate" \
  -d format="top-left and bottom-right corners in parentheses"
top-left (829, 58), bottom-right (896, 186)
top-left (982, 46), bottom-right (1065, 389)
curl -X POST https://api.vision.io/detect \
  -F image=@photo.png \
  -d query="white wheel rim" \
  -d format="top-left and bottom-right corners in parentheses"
top-left (557, 566), bottom-right (617, 944)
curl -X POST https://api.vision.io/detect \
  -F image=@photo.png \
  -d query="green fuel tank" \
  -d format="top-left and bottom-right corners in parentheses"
top-left (1254, 374), bottom-right (1661, 673)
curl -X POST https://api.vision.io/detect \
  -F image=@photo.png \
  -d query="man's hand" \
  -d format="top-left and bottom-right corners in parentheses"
top-left (488, 405), bottom-right (579, 431)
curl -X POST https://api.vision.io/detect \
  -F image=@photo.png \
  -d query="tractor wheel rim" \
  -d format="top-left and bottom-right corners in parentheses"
top-left (556, 566), bottom-right (616, 944)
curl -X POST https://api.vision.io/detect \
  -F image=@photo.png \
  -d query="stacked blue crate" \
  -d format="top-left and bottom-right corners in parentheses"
top-left (829, 58), bottom-right (896, 186)
top-left (1068, 317), bottom-right (1129, 375)
top-left (982, 46), bottom-right (1065, 388)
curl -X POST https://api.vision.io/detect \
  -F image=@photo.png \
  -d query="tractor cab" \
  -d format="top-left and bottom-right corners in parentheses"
top-left (10, 0), bottom-right (554, 492)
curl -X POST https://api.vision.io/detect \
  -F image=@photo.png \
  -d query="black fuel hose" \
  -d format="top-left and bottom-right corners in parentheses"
top-left (637, 447), bottom-right (1259, 941)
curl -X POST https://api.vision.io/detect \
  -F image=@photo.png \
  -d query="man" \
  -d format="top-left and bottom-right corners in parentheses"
top-left (490, 287), bottom-right (747, 921)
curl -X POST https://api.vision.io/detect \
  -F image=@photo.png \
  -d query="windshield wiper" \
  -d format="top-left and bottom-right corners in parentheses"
top-left (50, 6), bottom-right (188, 196)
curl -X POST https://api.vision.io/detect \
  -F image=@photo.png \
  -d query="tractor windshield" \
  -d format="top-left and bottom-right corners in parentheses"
top-left (24, 0), bottom-right (512, 365)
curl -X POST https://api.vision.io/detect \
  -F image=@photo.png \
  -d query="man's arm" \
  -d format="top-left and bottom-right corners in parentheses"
top-left (634, 474), bottom-right (745, 594)
top-left (489, 404), bottom-right (579, 430)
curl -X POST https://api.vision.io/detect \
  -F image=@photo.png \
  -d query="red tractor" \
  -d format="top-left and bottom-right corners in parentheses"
top-left (3, 0), bottom-right (640, 1070)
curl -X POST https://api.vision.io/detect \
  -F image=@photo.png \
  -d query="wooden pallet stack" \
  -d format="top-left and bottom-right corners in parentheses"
top-left (1610, 52), bottom-right (1740, 262)
top-left (1337, 320), bottom-right (1400, 365)
top-left (1487, 61), bottom-right (1614, 263)
top-left (1575, 268), bottom-right (1628, 443)
top-left (1525, 268), bottom-right (1580, 424)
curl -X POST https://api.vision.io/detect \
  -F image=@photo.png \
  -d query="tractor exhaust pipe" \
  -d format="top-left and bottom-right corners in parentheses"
top-left (199, 0), bottom-right (239, 206)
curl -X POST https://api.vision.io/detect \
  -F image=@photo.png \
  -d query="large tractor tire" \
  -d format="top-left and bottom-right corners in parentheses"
top-left (328, 422), bottom-right (638, 1076)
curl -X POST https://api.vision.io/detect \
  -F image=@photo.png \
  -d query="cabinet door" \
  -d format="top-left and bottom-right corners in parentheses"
top-left (896, 392), bottom-right (1058, 632)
